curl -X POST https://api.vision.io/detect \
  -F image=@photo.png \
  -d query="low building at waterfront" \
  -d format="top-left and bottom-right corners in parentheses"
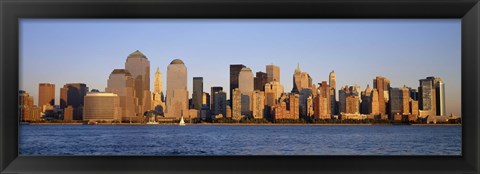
top-left (83, 92), bottom-right (122, 122)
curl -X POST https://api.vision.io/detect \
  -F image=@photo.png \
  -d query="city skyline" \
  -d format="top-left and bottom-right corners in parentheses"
top-left (20, 19), bottom-right (461, 115)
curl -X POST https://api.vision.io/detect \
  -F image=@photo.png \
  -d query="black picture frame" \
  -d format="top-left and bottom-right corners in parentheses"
top-left (1, 0), bottom-right (479, 173)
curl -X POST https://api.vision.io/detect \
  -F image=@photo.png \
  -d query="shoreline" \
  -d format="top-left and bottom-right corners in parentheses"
top-left (24, 123), bottom-right (461, 126)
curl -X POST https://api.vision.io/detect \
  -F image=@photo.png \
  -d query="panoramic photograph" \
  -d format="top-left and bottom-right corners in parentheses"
top-left (19, 19), bottom-right (461, 156)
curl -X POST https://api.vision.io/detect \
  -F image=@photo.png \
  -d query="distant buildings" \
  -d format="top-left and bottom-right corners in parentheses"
top-left (20, 52), bottom-right (453, 124)
top-left (83, 92), bottom-right (122, 122)
top-left (166, 59), bottom-right (189, 119)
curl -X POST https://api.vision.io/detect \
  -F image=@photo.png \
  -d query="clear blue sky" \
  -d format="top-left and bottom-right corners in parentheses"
top-left (20, 19), bottom-right (461, 116)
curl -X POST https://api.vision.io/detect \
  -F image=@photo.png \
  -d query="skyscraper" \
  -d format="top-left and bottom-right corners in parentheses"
top-left (251, 90), bottom-right (265, 119)
top-left (125, 50), bottom-right (151, 115)
top-left (213, 91), bottom-right (227, 117)
top-left (361, 85), bottom-right (372, 114)
top-left (389, 88), bottom-right (402, 117)
top-left (314, 81), bottom-right (331, 119)
top-left (105, 69), bottom-right (137, 121)
top-left (60, 83), bottom-right (89, 120)
top-left (419, 78), bottom-right (437, 117)
top-left (152, 67), bottom-right (165, 113)
top-left (427, 76), bottom-right (446, 116)
top-left (232, 88), bottom-right (242, 120)
top-left (266, 64), bottom-right (280, 83)
top-left (254, 71), bottom-right (267, 91)
top-left (329, 70), bottom-right (337, 115)
top-left (373, 76), bottom-right (390, 115)
top-left (19, 90), bottom-right (35, 121)
top-left (38, 83), bottom-right (55, 107)
top-left (230, 64), bottom-right (246, 101)
top-left (210, 86), bottom-right (223, 114)
top-left (192, 77), bottom-right (203, 110)
top-left (166, 59), bottom-right (188, 118)
top-left (239, 67), bottom-right (254, 117)
top-left (292, 63), bottom-right (311, 94)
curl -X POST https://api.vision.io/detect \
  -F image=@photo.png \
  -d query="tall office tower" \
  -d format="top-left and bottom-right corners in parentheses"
top-left (361, 85), bottom-right (372, 114)
top-left (166, 59), bottom-right (189, 119)
top-left (314, 81), bottom-right (331, 119)
top-left (401, 86), bottom-right (410, 114)
top-left (419, 78), bottom-right (437, 116)
top-left (239, 67), bottom-right (254, 117)
top-left (19, 90), bottom-right (35, 121)
top-left (289, 93), bottom-right (300, 119)
top-left (299, 88), bottom-right (312, 118)
top-left (213, 91), bottom-right (227, 117)
top-left (339, 86), bottom-right (347, 114)
top-left (105, 69), bottom-right (137, 121)
top-left (266, 64), bottom-right (280, 83)
top-left (230, 64), bottom-right (246, 102)
top-left (125, 50), bottom-right (151, 115)
top-left (202, 92), bottom-right (210, 109)
top-left (292, 64), bottom-right (312, 94)
top-left (192, 77), bottom-right (203, 110)
top-left (389, 88), bottom-right (402, 117)
top-left (152, 67), bottom-right (165, 114)
top-left (38, 83), bottom-right (55, 108)
top-left (83, 92), bottom-right (122, 122)
top-left (60, 83), bottom-right (89, 120)
top-left (329, 70), bottom-right (337, 115)
top-left (254, 71), bottom-right (267, 91)
top-left (251, 90), bottom-right (265, 119)
top-left (371, 89), bottom-right (380, 115)
top-left (427, 77), bottom-right (446, 116)
top-left (373, 76), bottom-right (390, 115)
top-left (232, 88), bottom-right (242, 120)
top-left (210, 87), bottom-right (223, 114)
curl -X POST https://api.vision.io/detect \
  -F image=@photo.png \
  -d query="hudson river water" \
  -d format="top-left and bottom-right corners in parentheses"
top-left (19, 125), bottom-right (461, 156)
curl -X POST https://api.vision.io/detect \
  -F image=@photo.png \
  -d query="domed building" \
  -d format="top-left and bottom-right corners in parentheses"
top-left (166, 59), bottom-right (188, 119)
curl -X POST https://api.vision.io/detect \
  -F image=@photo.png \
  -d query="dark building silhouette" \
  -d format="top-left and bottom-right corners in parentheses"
top-left (229, 64), bottom-right (246, 102)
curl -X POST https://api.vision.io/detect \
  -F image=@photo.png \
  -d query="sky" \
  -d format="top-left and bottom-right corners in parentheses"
top-left (19, 19), bottom-right (461, 116)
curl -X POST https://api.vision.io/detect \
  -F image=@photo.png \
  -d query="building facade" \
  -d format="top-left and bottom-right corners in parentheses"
top-left (38, 83), bottom-right (55, 108)
top-left (192, 77), bottom-right (203, 110)
top-left (125, 50), bottom-right (151, 115)
top-left (166, 59), bottom-right (189, 119)
top-left (83, 92), bottom-right (122, 122)
top-left (105, 69), bottom-right (137, 121)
